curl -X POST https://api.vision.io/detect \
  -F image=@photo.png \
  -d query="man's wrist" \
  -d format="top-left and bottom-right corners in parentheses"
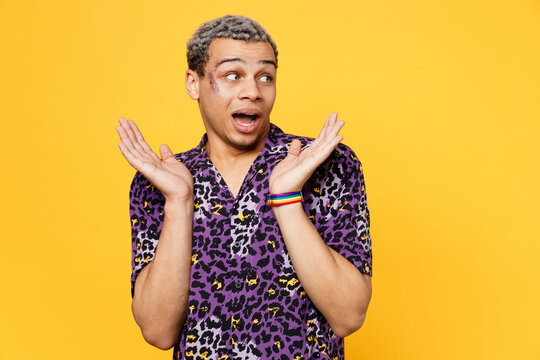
top-left (270, 200), bottom-right (304, 218)
top-left (267, 191), bottom-right (303, 207)
top-left (164, 198), bottom-right (194, 217)
top-left (268, 186), bottom-right (303, 196)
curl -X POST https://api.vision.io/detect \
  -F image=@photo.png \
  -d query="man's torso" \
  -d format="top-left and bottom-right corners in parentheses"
top-left (130, 124), bottom-right (372, 359)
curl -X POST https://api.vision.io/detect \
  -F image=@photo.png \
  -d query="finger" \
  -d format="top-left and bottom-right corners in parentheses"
top-left (118, 118), bottom-right (147, 156)
top-left (319, 112), bottom-right (336, 139)
top-left (313, 118), bottom-right (344, 158)
top-left (159, 144), bottom-right (175, 161)
top-left (127, 119), bottom-right (154, 153)
top-left (331, 134), bottom-right (344, 147)
top-left (318, 121), bottom-right (344, 159)
top-left (314, 134), bottom-right (344, 165)
top-left (324, 112), bottom-right (340, 135)
top-left (329, 135), bottom-right (344, 154)
top-left (318, 112), bottom-right (338, 142)
top-left (127, 119), bottom-right (161, 163)
top-left (316, 115), bottom-right (329, 139)
top-left (116, 124), bottom-right (146, 159)
top-left (286, 139), bottom-right (302, 158)
top-left (326, 118), bottom-right (345, 141)
top-left (117, 121), bottom-right (157, 163)
top-left (311, 112), bottom-right (335, 147)
top-left (118, 141), bottom-right (145, 170)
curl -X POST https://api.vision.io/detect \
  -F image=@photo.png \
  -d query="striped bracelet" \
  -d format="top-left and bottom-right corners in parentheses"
top-left (267, 191), bottom-right (303, 206)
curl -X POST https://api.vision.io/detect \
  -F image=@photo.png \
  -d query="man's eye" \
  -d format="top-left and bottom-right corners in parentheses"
top-left (226, 73), bottom-right (239, 80)
top-left (260, 75), bottom-right (272, 82)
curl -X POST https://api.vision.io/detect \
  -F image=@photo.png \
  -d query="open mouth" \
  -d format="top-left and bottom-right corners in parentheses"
top-left (232, 112), bottom-right (259, 126)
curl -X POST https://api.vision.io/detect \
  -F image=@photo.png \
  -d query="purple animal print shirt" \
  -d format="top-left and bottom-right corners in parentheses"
top-left (129, 123), bottom-right (373, 359)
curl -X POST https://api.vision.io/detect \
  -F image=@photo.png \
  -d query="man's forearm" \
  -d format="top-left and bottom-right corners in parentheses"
top-left (272, 202), bottom-right (372, 338)
top-left (131, 200), bottom-right (194, 349)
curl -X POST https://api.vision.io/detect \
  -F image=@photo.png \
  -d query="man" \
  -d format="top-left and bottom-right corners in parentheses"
top-left (116, 15), bottom-right (372, 359)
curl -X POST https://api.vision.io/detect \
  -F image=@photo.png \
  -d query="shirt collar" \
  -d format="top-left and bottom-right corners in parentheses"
top-left (192, 123), bottom-right (285, 168)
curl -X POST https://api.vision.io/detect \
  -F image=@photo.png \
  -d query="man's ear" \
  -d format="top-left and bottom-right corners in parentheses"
top-left (185, 69), bottom-right (200, 100)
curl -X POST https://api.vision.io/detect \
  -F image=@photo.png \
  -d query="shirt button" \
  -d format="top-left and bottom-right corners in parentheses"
top-left (235, 281), bottom-right (243, 289)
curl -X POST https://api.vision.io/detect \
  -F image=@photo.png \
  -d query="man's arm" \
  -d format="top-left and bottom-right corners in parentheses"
top-left (271, 203), bottom-right (372, 338)
top-left (269, 112), bottom-right (372, 337)
top-left (131, 200), bottom-right (193, 350)
top-left (116, 118), bottom-right (194, 349)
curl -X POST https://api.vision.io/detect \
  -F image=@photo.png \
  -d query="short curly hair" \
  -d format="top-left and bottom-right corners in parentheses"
top-left (187, 15), bottom-right (278, 78)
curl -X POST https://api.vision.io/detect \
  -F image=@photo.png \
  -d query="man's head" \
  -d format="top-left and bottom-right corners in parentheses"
top-left (185, 16), bottom-right (279, 155)
top-left (187, 15), bottom-right (278, 78)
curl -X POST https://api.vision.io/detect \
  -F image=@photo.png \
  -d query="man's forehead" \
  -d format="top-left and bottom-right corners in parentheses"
top-left (208, 38), bottom-right (276, 66)
top-left (214, 57), bottom-right (277, 69)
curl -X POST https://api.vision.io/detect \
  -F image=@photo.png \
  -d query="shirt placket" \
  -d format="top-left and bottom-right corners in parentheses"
top-left (190, 157), bottom-right (238, 359)
top-left (226, 158), bottom-right (271, 356)
top-left (198, 132), bottom-right (276, 357)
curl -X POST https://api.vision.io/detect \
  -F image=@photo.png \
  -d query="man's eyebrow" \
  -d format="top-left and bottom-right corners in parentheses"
top-left (261, 59), bottom-right (277, 68)
top-left (215, 58), bottom-right (277, 69)
top-left (215, 58), bottom-right (245, 68)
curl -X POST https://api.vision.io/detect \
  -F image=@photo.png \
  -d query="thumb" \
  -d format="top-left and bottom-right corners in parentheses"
top-left (287, 139), bottom-right (302, 158)
top-left (159, 144), bottom-right (175, 161)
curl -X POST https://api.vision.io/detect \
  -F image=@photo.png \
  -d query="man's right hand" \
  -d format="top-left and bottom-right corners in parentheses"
top-left (116, 117), bottom-right (193, 203)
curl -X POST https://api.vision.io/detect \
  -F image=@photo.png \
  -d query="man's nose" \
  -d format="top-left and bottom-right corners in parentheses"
top-left (238, 78), bottom-right (262, 101)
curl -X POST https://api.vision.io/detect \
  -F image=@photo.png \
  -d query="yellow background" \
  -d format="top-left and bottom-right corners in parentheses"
top-left (1, 0), bottom-right (539, 359)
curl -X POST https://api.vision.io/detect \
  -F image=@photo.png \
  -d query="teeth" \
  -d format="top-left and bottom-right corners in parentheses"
top-left (233, 113), bottom-right (257, 126)
top-left (238, 119), bottom-right (256, 126)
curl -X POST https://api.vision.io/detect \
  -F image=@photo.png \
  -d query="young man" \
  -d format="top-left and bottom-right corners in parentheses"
top-left (116, 15), bottom-right (372, 360)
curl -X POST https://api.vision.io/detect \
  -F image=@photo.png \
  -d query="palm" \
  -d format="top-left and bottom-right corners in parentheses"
top-left (269, 113), bottom-right (345, 194)
top-left (116, 118), bottom-right (193, 202)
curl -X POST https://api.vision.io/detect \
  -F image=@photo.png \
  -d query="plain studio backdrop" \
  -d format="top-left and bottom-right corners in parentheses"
top-left (0, 0), bottom-right (539, 359)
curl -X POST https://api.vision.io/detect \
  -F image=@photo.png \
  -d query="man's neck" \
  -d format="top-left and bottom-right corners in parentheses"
top-left (206, 140), bottom-right (262, 167)
top-left (204, 134), bottom-right (268, 198)
top-left (205, 129), bottom-right (269, 170)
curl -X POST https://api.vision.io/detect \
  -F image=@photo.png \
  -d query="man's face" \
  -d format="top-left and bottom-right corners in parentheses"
top-left (189, 38), bottom-right (277, 153)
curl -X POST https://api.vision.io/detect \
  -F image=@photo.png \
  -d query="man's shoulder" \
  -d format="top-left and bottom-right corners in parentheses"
top-left (314, 143), bottom-right (362, 189)
top-left (270, 125), bottom-right (321, 156)
top-left (331, 142), bottom-right (363, 170)
top-left (173, 143), bottom-right (204, 168)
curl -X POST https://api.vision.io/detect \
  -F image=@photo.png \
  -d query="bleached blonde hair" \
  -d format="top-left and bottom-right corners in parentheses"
top-left (187, 15), bottom-right (278, 77)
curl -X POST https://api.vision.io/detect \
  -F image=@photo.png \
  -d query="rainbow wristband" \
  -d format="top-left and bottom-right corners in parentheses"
top-left (267, 191), bottom-right (303, 206)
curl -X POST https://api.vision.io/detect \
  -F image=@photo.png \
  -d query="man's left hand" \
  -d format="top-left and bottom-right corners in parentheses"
top-left (269, 112), bottom-right (345, 194)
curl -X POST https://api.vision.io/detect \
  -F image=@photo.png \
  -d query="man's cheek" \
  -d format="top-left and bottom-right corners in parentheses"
top-left (207, 70), bottom-right (221, 96)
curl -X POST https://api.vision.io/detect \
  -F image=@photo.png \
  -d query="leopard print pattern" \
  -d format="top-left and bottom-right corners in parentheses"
top-left (129, 124), bottom-right (372, 359)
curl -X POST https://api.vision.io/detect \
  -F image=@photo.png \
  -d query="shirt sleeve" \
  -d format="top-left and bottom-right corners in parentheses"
top-left (129, 171), bottom-right (165, 298)
top-left (309, 145), bottom-right (373, 277)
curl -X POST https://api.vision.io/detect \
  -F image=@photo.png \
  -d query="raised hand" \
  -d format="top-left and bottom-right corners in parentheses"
top-left (269, 112), bottom-right (344, 194)
top-left (116, 118), bottom-right (193, 203)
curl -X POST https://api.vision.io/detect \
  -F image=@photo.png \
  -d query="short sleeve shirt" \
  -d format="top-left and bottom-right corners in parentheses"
top-left (129, 123), bottom-right (373, 360)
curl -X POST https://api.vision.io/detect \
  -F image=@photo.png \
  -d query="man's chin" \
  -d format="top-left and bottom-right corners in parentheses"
top-left (226, 124), bottom-right (269, 151)
top-left (225, 135), bottom-right (261, 151)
